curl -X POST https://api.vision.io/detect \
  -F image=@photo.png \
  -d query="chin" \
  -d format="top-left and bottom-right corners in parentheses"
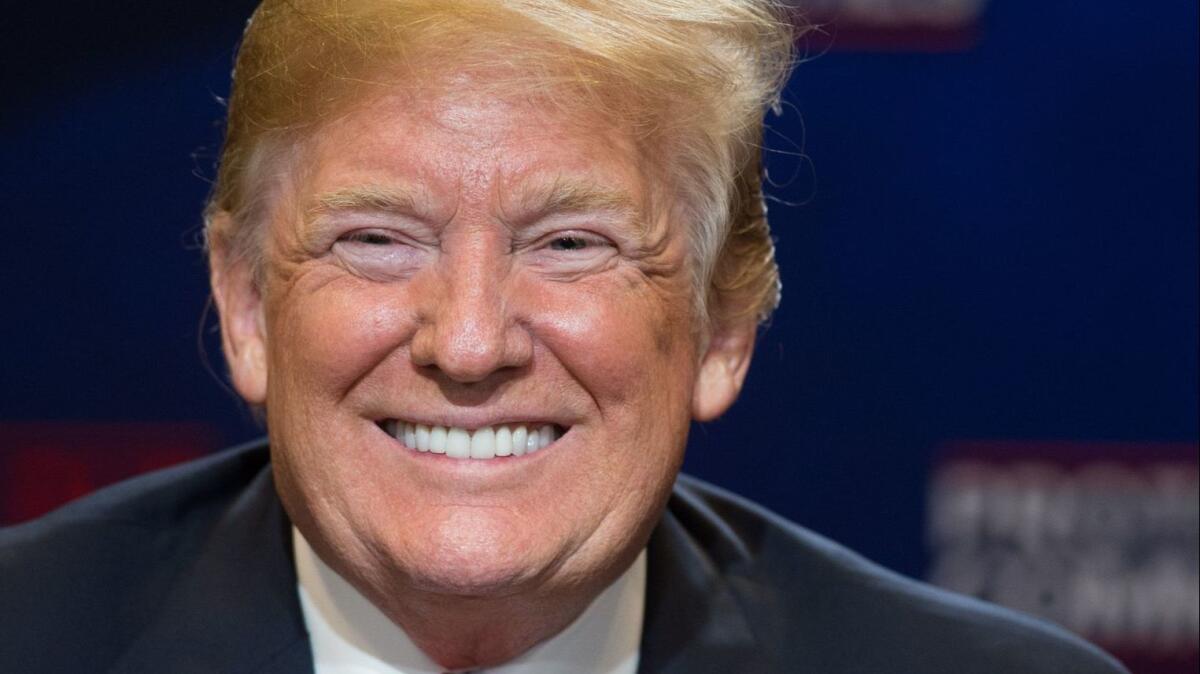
top-left (404, 562), bottom-right (533, 598)
top-left (387, 509), bottom-right (555, 598)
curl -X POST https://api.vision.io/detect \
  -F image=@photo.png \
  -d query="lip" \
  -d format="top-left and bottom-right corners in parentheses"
top-left (376, 418), bottom-right (570, 435)
top-left (372, 420), bottom-right (571, 485)
top-left (371, 411), bottom-right (576, 433)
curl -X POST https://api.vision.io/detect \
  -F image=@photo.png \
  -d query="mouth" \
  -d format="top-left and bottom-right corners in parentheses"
top-left (377, 419), bottom-right (567, 460)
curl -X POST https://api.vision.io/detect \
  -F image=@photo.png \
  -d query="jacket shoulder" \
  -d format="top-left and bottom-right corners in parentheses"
top-left (669, 475), bottom-right (1129, 674)
top-left (0, 439), bottom-right (272, 671)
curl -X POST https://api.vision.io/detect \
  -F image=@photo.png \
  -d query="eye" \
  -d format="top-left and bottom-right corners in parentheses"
top-left (525, 229), bottom-right (617, 278)
top-left (538, 231), bottom-right (614, 254)
top-left (341, 230), bottom-right (399, 246)
top-left (548, 235), bottom-right (593, 251)
top-left (332, 229), bottom-right (426, 281)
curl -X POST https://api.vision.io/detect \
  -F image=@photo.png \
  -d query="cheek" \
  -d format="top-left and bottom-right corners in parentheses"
top-left (268, 276), bottom-right (414, 402)
top-left (519, 274), bottom-right (696, 549)
top-left (526, 272), bottom-right (698, 414)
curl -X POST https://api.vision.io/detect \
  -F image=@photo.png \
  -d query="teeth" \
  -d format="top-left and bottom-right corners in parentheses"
top-left (429, 426), bottom-right (447, 454)
top-left (470, 427), bottom-right (495, 459)
top-left (446, 428), bottom-right (471, 459)
top-left (385, 421), bottom-right (560, 460)
top-left (511, 426), bottom-right (528, 457)
top-left (494, 427), bottom-right (512, 457)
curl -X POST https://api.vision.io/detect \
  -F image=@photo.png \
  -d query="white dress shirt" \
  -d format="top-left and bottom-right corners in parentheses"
top-left (294, 528), bottom-right (645, 674)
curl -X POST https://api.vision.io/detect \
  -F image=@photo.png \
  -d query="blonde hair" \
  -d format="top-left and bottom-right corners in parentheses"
top-left (206, 0), bottom-right (798, 328)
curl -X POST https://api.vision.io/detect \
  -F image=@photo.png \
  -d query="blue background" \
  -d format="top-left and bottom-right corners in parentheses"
top-left (1, 1), bottom-right (1196, 580)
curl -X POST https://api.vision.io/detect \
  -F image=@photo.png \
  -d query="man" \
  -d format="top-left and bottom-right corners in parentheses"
top-left (1, 1), bottom-right (1128, 672)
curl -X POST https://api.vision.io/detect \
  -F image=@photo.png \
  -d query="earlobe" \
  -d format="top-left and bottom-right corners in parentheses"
top-left (209, 215), bottom-right (269, 405)
top-left (691, 320), bottom-right (757, 422)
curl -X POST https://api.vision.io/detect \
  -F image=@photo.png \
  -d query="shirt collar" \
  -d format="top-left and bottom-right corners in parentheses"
top-left (294, 527), bottom-right (646, 674)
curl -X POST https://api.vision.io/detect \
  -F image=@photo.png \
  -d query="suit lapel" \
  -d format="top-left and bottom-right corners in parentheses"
top-left (110, 466), bottom-right (312, 674)
top-left (637, 504), bottom-right (775, 674)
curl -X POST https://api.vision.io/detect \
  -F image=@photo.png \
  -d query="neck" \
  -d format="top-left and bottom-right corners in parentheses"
top-left (382, 590), bottom-right (596, 670)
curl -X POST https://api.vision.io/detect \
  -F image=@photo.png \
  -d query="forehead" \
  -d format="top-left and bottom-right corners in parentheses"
top-left (294, 77), bottom-right (658, 221)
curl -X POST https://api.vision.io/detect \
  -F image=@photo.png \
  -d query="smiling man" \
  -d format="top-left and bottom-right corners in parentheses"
top-left (220, 42), bottom-right (739, 674)
top-left (0, 1), bottom-right (1131, 673)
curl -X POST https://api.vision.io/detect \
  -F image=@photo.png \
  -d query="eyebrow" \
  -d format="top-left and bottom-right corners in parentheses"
top-left (508, 177), bottom-right (643, 229)
top-left (306, 184), bottom-right (433, 221)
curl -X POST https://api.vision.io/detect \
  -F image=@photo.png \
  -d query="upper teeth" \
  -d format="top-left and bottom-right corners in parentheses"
top-left (383, 420), bottom-right (560, 459)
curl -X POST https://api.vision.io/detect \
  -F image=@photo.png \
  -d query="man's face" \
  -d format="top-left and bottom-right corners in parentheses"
top-left (215, 75), bottom-right (753, 600)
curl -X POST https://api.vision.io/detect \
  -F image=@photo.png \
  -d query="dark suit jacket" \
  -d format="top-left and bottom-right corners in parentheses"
top-left (1, 440), bottom-right (1127, 673)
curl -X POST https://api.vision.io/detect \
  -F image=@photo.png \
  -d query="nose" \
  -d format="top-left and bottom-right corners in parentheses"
top-left (410, 240), bottom-right (533, 383)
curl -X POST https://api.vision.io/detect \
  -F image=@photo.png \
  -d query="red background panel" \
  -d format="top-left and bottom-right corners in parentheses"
top-left (0, 422), bottom-right (221, 525)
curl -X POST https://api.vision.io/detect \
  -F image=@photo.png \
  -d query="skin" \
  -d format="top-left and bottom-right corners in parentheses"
top-left (211, 73), bottom-right (756, 669)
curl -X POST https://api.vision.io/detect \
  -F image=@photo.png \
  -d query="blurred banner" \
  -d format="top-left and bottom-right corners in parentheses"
top-left (788, 0), bottom-right (989, 51)
top-left (0, 423), bottom-right (218, 525)
top-left (929, 441), bottom-right (1199, 674)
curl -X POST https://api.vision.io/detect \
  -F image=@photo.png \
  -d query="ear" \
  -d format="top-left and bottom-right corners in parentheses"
top-left (691, 317), bottom-right (757, 421)
top-left (209, 213), bottom-right (268, 405)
